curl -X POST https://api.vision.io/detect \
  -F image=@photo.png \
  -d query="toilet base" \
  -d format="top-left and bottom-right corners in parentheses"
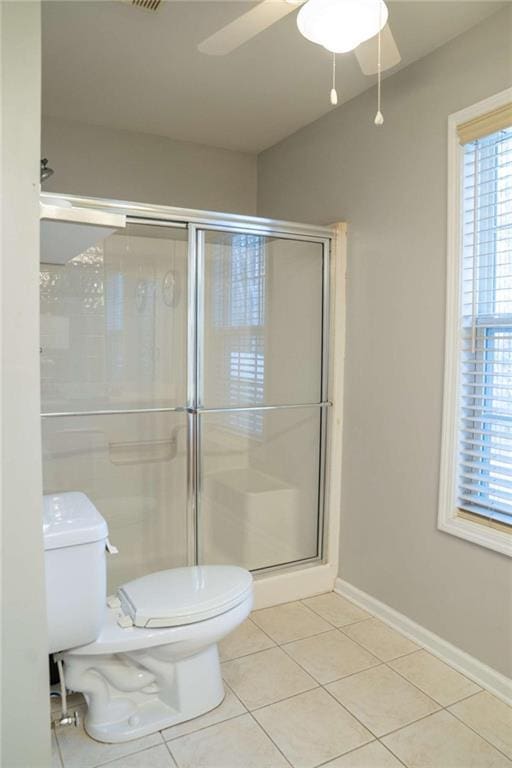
top-left (64, 643), bottom-right (225, 743)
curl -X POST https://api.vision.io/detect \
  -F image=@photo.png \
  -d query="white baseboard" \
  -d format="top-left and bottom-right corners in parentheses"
top-left (252, 563), bottom-right (337, 610)
top-left (335, 578), bottom-right (512, 706)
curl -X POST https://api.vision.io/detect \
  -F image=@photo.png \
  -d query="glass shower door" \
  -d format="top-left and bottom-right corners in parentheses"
top-left (196, 230), bottom-right (327, 571)
top-left (40, 215), bottom-right (330, 583)
top-left (40, 222), bottom-right (190, 590)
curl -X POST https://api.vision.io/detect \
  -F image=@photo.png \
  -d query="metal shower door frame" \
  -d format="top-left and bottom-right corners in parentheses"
top-left (39, 193), bottom-right (333, 575)
top-left (187, 223), bottom-right (332, 573)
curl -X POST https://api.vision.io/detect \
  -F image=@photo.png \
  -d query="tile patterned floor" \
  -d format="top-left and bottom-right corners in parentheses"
top-left (51, 592), bottom-right (512, 768)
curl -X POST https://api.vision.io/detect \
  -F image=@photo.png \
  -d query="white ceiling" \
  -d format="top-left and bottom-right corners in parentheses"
top-left (42, 0), bottom-right (504, 153)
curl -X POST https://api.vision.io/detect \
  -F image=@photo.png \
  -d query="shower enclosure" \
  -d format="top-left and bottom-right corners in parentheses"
top-left (40, 195), bottom-right (338, 592)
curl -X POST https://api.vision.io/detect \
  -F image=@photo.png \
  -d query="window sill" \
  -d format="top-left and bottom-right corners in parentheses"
top-left (438, 511), bottom-right (512, 557)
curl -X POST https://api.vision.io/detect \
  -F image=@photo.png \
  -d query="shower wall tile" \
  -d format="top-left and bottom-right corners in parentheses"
top-left (40, 229), bottom-right (188, 413)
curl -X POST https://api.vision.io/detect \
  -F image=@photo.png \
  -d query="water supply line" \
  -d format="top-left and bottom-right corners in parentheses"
top-left (51, 657), bottom-right (80, 729)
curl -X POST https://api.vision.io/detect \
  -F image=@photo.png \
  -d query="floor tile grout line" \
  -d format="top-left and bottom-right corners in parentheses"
top-left (387, 648), bottom-right (486, 693)
top-left (251, 599), bottom-right (337, 639)
top-left (221, 627), bottom-right (337, 666)
top-left (331, 617), bottom-right (375, 630)
top-left (311, 737), bottom-right (410, 768)
top-left (372, 707), bottom-right (447, 741)
top-left (380, 732), bottom-right (421, 768)
top-left (257, 598), bottom-right (335, 616)
top-left (162, 739), bottom-right (179, 768)
top-left (305, 742), bottom-right (376, 768)
top-left (328, 594), bottom-right (510, 706)
top-left (163, 709), bottom-right (287, 763)
top-left (379, 659), bottom-right (447, 709)
top-left (279, 625), bottom-right (381, 652)
top-left (324, 594), bottom-right (511, 716)
top-left (279, 626), bottom-right (339, 650)
top-left (383, 656), bottom-right (483, 709)
top-left (224, 679), bottom-right (250, 711)
top-left (223, 598), bottom-right (366, 664)
top-left (376, 706), bottom-right (512, 768)
top-left (246, 711), bottom-right (295, 768)
top-left (51, 729), bottom-right (65, 768)
top-left (253, 598), bottom-right (308, 612)
top-left (278, 637), bottom-right (383, 687)
top-left (322, 653), bottom-right (446, 738)
top-left (328, 596), bottom-right (502, 703)
top-left (246, 615), bottom-right (284, 647)
top-left (336, 624), bottom-right (423, 664)
top-left (165, 714), bottom-right (260, 767)
top-left (247, 680), bottom-right (321, 713)
top-left (297, 597), bottom-right (372, 629)
top-left (445, 704), bottom-right (512, 762)
top-left (445, 689), bottom-right (484, 707)
top-left (315, 660), bottom-right (384, 687)
top-left (220, 641), bottom-right (276, 663)
top-left (162, 709), bottom-right (249, 743)
top-left (221, 643), bottom-right (289, 665)
top-left (337, 665), bottom-right (512, 766)
top-left (319, 679), bottom-right (390, 741)
top-left (259, 599), bottom-right (445, 703)
top-left (255, 625), bottom-right (337, 646)
top-left (374, 738), bottom-right (410, 768)
top-left (88, 736), bottom-right (168, 768)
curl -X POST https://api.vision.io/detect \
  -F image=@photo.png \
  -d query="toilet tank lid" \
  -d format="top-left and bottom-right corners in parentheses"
top-left (43, 492), bottom-right (108, 550)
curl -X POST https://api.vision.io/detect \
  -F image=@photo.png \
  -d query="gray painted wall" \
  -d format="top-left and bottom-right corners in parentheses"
top-left (1, 2), bottom-right (52, 766)
top-left (258, 7), bottom-right (512, 676)
top-left (42, 116), bottom-right (257, 214)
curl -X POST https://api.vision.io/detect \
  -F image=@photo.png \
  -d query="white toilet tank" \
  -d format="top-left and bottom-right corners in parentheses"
top-left (43, 492), bottom-right (108, 654)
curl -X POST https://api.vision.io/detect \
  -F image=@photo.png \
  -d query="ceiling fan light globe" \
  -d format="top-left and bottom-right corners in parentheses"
top-left (321, 33), bottom-right (367, 54)
top-left (297, 0), bottom-right (388, 53)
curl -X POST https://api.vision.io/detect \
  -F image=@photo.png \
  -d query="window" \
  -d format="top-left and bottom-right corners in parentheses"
top-left (212, 234), bottom-right (266, 436)
top-left (439, 90), bottom-right (512, 556)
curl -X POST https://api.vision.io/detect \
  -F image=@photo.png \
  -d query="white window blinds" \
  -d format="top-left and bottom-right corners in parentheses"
top-left (458, 119), bottom-right (512, 527)
top-left (212, 234), bottom-right (266, 436)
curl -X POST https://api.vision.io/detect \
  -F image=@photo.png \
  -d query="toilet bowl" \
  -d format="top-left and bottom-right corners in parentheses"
top-left (43, 493), bottom-right (253, 743)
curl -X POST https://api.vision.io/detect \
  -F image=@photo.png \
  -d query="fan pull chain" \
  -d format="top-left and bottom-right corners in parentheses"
top-left (330, 53), bottom-right (338, 106)
top-left (374, 6), bottom-right (384, 125)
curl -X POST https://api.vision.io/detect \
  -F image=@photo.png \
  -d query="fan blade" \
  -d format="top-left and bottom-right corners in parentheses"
top-left (354, 24), bottom-right (401, 76)
top-left (198, 0), bottom-right (300, 56)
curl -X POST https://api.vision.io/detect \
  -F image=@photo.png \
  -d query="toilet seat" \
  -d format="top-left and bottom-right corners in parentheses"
top-left (118, 565), bottom-right (253, 628)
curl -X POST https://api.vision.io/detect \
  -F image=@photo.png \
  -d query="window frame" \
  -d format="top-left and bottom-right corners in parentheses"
top-left (438, 87), bottom-right (512, 557)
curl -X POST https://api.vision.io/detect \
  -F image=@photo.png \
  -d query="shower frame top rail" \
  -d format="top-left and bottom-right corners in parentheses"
top-left (40, 192), bottom-right (334, 242)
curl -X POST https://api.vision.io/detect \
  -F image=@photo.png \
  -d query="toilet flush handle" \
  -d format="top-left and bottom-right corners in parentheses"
top-left (106, 539), bottom-right (119, 555)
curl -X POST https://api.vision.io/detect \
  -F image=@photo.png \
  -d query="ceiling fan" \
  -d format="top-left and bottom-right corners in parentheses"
top-left (198, 0), bottom-right (401, 77)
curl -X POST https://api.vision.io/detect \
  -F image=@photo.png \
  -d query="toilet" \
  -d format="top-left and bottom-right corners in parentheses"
top-left (43, 492), bottom-right (253, 743)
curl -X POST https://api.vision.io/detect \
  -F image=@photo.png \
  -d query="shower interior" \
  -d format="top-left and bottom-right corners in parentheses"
top-left (40, 201), bottom-right (332, 591)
